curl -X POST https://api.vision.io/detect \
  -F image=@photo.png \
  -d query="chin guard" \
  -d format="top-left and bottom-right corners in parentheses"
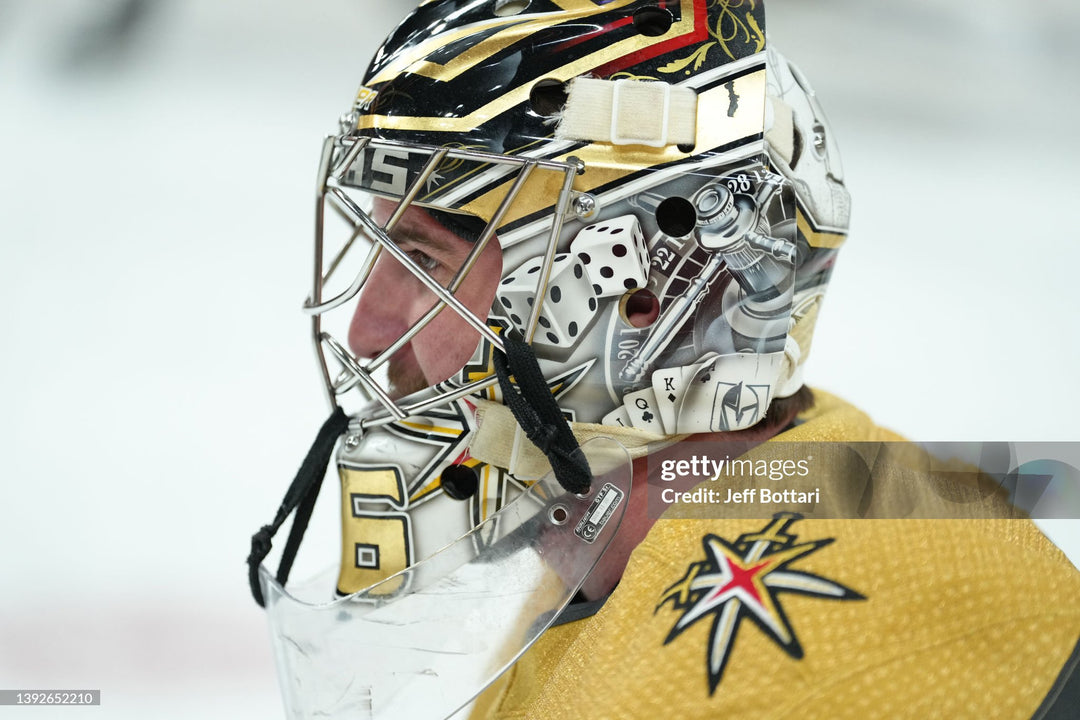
top-left (259, 437), bottom-right (632, 720)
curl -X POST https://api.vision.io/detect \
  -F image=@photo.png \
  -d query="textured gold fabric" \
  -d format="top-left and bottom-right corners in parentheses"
top-left (471, 390), bottom-right (1080, 719)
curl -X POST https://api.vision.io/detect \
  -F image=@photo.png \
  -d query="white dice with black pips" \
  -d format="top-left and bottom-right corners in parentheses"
top-left (570, 214), bottom-right (650, 298)
top-left (496, 253), bottom-right (600, 350)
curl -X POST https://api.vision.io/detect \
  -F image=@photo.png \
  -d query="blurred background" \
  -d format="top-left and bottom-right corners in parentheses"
top-left (1, 0), bottom-right (1077, 717)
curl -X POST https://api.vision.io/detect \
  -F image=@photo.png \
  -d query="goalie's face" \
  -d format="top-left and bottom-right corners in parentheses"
top-left (347, 198), bottom-right (503, 398)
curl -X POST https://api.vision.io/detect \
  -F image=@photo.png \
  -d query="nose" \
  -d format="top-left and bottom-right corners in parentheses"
top-left (347, 254), bottom-right (412, 360)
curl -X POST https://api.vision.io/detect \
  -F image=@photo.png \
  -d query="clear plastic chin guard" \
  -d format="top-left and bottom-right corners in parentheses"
top-left (260, 437), bottom-right (632, 720)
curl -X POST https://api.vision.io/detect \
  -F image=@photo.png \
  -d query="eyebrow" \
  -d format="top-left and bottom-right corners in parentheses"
top-left (385, 213), bottom-right (464, 256)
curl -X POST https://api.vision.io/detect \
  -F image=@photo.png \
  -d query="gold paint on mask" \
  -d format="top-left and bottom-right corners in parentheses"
top-left (796, 209), bottom-right (846, 249)
top-left (358, 0), bottom-right (699, 134)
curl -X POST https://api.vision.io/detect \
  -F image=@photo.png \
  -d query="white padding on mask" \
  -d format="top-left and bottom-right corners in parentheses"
top-left (556, 78), bottom-right (697, 148)
top-left (765, 97), bottom-right (796, 166)
top-left (470, 399), bottom-right (678, 481)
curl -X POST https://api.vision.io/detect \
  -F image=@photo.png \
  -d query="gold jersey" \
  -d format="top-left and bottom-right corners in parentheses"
top-left (472, 391), bottom-right (1080, 719)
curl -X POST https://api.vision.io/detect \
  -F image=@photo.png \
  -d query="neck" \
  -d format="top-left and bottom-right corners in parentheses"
top-left (579, 405), bottom-right (798, 600)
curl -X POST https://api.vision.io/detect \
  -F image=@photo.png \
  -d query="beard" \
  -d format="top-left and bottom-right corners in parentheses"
top-left (387, 357), bottom-right (429, 399)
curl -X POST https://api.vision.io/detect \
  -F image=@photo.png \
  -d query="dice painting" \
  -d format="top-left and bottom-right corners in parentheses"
top-left (495, 215), bottom-right (651, 352)
top-left (570, 214), bottom-right (650, 298)
top-left (496, 253), bottom-right (600, 350)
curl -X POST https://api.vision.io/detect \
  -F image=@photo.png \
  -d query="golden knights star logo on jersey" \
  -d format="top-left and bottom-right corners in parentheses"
top-left (656, 513), bottom-right (864, 694)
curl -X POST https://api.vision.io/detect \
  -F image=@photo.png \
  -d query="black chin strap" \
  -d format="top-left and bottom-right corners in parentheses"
top-left (247, 406), bottom-right (350, 608)
top-left (247, 338), bottom-right (588, 606)
top-left (492, 335), bottom-right (591, 495)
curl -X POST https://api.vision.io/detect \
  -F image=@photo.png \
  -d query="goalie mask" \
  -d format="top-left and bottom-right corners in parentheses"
top-left (254, 1), bottom-right (850, 718)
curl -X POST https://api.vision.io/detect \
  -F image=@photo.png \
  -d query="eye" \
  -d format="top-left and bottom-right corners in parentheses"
top-left (407, 249), bottom-right (440, 273)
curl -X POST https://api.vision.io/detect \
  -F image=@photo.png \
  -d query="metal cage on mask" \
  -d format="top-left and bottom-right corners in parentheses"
top-left (307, 132), bottom-right (808, 436)
top-left (305, 132), bottom-right (584, 430)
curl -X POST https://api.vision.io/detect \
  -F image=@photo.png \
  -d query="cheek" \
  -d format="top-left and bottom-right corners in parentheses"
top-left (412, 242), bottom-right (502, 383)
top-left (412, 316), bottom-right (475, 384)
top-left (459, 241), bottom-right (502, 321)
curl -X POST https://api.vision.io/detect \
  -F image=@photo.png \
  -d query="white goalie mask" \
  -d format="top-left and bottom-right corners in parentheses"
top-left (256, 2), bottom-right (851, 717)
